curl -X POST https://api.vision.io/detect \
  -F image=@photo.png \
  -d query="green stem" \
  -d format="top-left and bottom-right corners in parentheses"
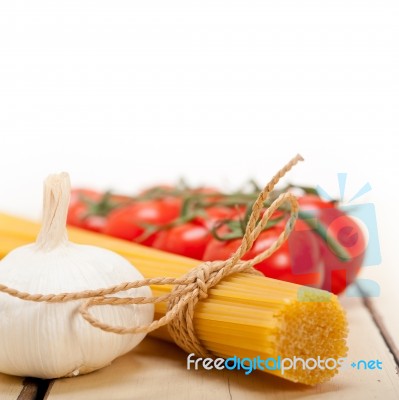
top-left (298, 211), bottom-right (351, 262)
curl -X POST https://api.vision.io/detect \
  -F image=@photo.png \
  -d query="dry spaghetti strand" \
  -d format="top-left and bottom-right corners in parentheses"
top-left (0, 154), bottom-right (303, 359)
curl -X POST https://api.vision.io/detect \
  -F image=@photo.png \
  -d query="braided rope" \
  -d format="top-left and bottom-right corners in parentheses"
top-left (0, 154), bottom-right (303, 357)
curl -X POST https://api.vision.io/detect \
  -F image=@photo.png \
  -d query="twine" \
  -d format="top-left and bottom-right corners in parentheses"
top-left (0, 154), bottom-right (303, 358)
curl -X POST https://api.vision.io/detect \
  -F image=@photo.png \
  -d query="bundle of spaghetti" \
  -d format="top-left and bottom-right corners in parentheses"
top-left (0, 212), bottom-right (347, 385)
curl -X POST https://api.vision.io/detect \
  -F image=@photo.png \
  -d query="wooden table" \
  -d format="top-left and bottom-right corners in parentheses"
top-left (1, 293), bottom-right (398, 400)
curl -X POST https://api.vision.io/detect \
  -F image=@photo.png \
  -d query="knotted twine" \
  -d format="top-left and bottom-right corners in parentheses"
top-left (0, 154), bottom-right (303, 358)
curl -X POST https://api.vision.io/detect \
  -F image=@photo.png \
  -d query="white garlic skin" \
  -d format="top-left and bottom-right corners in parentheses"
top-left (0, 242), bottom-right (154, 379)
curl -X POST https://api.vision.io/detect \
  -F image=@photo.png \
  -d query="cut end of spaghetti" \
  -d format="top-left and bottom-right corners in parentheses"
top-left (0, 213), bottom-right (349, 386)
top-left (275, 288), bottom-right (348, 385)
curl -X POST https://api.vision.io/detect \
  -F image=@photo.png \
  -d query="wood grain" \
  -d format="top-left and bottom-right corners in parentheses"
top-left (45, 297), bottom-right (399, 400)
top-left (348, 205), bottom-right (399, 362)
top-left (0, 375), bottom-right (38, 400)
top-left (355, 265), bottom-right (399, 363)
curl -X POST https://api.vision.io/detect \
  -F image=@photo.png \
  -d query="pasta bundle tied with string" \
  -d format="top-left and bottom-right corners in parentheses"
top-left (0, 155), bottom-right (348, 385)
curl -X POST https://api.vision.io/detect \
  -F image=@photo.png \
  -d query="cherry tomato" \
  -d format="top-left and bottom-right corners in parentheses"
top-left (139, 185), bottom-right (184, 213)
top-left (194, 206), bottom-right (239, 229)
top-left (298, 194), bottom-right (335, 210)
top-left (140, 185), bottom-right (178, 197)
top-left (300, 206), bottom-right (365, 294)
top-left (104, 199), bottom-right (181, 245)
top-left (67, 189), bottom-right (108, 232)
top-left (203, 219), bottom-right (322, 286)
top-left (190, 187), bottom-right (222, 203)
top-left (152, 223), bottom-right (211, 259)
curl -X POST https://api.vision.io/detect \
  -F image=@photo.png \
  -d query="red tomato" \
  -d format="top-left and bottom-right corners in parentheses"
top-left (140, 185), bottom-right (177, 197)
top-left (194, 206), bottom-right (239, 229)
top-left (139, 185), bottom-right (184, 213)
top-left (67, 189), bottom-right (107, 232)
top-left (300, 206), bottom-right (365, 294)
top-left (191, 187), bottom-right (222, 203)
top-left (298, 194), bottom-right (335, 211)
top-left (104, 199), bottom-right (181, 245)
top-left (152, 223), bottom-right (211, 259)
top-left (203, 220), bottom-right (322, 287)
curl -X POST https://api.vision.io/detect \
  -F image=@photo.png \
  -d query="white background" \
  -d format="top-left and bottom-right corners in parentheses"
top-left (0, 2), bottom-right (398, 286)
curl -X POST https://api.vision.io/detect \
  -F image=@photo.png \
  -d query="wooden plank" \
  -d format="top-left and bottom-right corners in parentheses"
top-left (349, 204), bottom-right (399, 362)
top-left (0, 375), bottom-right (39, 400)
top-left (359, 287), bottom-right (399, 364)
top-left (45, 296), bottom-right (399, 400)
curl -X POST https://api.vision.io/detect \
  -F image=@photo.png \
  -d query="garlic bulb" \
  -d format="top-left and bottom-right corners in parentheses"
top-left (0, 173), bottom-right (154, 379)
